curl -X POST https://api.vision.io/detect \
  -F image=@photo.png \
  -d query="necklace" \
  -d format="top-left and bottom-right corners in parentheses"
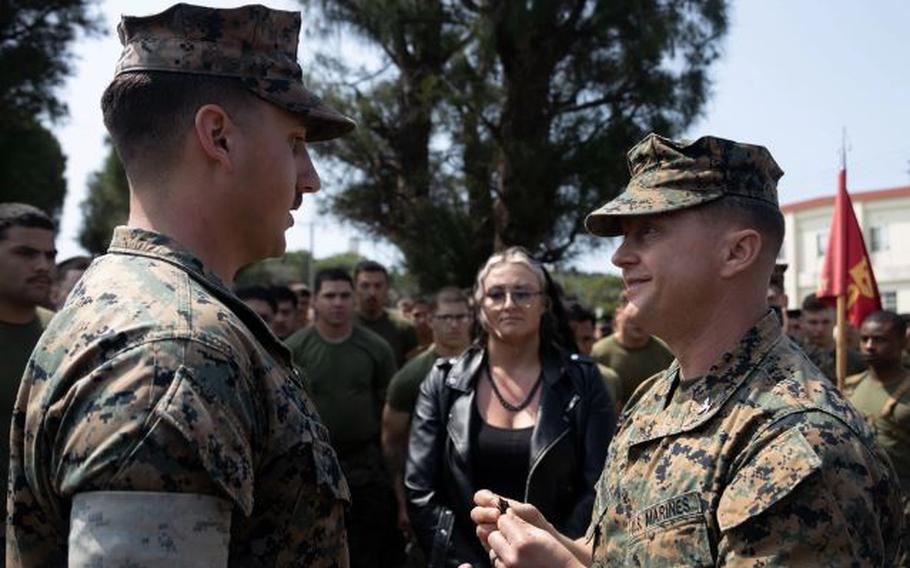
top-left (486, 362), bottom-right (543, 413)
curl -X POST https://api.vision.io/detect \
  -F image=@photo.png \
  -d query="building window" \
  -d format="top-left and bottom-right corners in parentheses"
top-left (869, 225), bottom-right (888, 252)
top-left (882, 291), bottom-right (897, 312)
top-left (816, 232), bottom-right (827, 257)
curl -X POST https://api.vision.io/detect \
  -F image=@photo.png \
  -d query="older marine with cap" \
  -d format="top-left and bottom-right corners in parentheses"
top-left (465, 133), bottom-right (902, 567)
top-left (8, 4), bottom-right (354, 566)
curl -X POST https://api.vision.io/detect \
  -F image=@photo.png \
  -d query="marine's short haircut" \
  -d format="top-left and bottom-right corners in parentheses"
top-left (0, 203), bottom-right (55, 240)
top-left (353, 259), bottom-right (389, 282)
top-left (431, 286), bottom-right (469, 312)
top-left (801, 293), bottom-right (831, 313)
top-left (314, 267), bottom-right (354, 294)
top-left (862, 310), bottom-right (907, 339)
top-left (55, 256), bottom-right (92, 282)
top-left (696, 195), bottom-right (785, 260)
top-left (101, 72), bottom-right (256, 185)
top-left (236, 285), bottom-right (276, 314)
top-left (566, 303), bottom-right (597, 327)
top-left (270, 285), bottom-right (298, 308)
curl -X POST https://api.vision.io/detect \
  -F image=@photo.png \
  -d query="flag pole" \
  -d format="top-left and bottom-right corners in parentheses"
top-left (836, 130), bottom-right (847, 391)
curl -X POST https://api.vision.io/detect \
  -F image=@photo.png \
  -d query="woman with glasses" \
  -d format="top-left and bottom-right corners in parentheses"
top-left (405, 247), bottom-right (617, 567)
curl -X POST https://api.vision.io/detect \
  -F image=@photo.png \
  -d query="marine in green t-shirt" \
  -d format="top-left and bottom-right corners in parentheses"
top-left (800, 294), bottom-right (866, 382)
top-left (286, 267), bottom-right (403, 567)
top-left (844, 311), bottom-right (910, 564)
top-left (381, 287), bottom-right (473, 546)
top-left (353, 260), bottom-right (418, 367)
top-left (0, 203), bottom-right (58, 545)
top-left (591, 302), bottom-right (674, 408)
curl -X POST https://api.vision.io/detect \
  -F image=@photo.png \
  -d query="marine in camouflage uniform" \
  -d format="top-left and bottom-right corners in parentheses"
top-left (469, 134), bottom-right (903, 567)
top-left (7, 4), bottom-right (356, 566)
top-left (585, 135), bottom-right (902, 566)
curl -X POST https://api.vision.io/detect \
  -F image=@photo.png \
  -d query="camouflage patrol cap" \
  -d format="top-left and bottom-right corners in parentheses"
top-left (114, 3), bottom-right (355, 142)
top-left (585, 133), bottom-right (783, 237)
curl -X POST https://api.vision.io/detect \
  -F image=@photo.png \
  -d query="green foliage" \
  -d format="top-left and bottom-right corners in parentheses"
top-left (78, 143), bottom-right (128, 254)
top-left (236, 250), bottom-right (315, 287)
top-left (0, 0), bottom-right (105, 124)
top-left (554, 269), bottom-right (624, 316)
top-left (1, 0), bottom-right (103, 219)
top-left (301, 0), bottom-right (728, 290)
top-left (0, 117), bottom-right (66, 218)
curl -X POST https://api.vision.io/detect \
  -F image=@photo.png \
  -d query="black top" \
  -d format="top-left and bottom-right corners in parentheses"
top-left (470, 402), bottom-right (533, 502)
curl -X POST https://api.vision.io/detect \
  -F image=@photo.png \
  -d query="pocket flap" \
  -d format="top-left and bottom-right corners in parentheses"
top-left (717, 427), bottom-right (821, 531)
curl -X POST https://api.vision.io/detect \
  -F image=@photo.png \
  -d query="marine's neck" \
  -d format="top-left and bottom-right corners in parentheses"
top-left (662, 299), bottom-right (767, 381)
top-left (128, 189), bottom-right (242, 284)
top-left (0, 300), bottom-right (37, 325)
top-left (316, 319), bottom-right (353, 343)
top-left (870, 362), bottom-right (908, 384)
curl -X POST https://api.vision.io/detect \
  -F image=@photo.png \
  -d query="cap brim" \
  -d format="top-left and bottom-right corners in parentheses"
top-left (584, 186), bottom-right (724, 237)
top-left (247, 78), bottom-right (356, 142)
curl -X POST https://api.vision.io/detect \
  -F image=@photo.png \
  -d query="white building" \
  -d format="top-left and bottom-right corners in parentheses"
top-left (779, 185), bottom-right (910, 314)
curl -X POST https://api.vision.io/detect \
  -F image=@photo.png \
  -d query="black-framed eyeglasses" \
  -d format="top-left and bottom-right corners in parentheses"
top-left (432, 313), bottom-right (471, 324)
top-left (484, 289), bottom-right (542, 308)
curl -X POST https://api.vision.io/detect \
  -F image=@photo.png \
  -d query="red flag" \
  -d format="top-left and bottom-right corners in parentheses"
top-left (816, 166), bottom-right (882, 326)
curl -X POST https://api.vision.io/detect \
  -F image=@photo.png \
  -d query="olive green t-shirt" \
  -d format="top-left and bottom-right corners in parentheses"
top-left (286, 325), bottom-right (396, 448)
top-left (597, 364), bottom-right (623, 415)
top-left (0, 307), bottom-right (54, 495)
top-left (357, 310), bottom-right (417, 368)
top-left (386, 345), bottom-right (439, 414)
top-left (591, 334), bottom-right (674, 407)
top-left (846, 370), bottom-right (910, 490)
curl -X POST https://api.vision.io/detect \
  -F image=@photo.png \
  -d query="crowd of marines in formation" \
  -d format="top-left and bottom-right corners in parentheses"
top-left (2, 3), bottom-right (910, 567)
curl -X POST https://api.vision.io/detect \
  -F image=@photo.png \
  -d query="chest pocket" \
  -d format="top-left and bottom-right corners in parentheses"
top-left (625, 492), bottom-right (713, 567)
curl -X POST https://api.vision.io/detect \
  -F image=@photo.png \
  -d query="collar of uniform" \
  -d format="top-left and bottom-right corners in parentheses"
top-left (623, 310), bottom-right (783, 447)
top-left (107, 226), bottom-right (230, 290)
top-left (106, 226), bottom-right (292, 363)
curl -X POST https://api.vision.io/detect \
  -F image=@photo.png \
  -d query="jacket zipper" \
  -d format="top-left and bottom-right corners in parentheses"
top-left (524, 427), bottom-right (570, 501)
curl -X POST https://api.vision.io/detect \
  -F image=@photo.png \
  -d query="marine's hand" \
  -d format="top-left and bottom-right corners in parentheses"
top-left (470, 490), bottom-right (556, 551)
top-left (486, 509), bottom-right (583, 568)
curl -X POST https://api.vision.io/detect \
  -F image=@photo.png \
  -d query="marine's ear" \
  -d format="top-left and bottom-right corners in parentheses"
top-left (193, 104), bottom-right (237, 172)
top-left (719, 228), bottom-right (762, 279)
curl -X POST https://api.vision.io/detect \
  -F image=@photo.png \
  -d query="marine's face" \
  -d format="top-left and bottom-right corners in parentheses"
top-left (234, 100), bottom-right (320, 260)
top-left (481, 263), bottom-right (545, 343)
top-left (412, 301), bottom-right (432, 335)
top-left (315, 280), bottom-right (355, 327)
top-left (430, 301), bottom-right (472, 352)
top-left (570, 319), bottom-right (596, 355)
top-left (271, 299), bottom-right (297, 339)
top-left (355, 271), bottom-right (388, 318)
top-left (859, 320), bottom-right (904, 368)
top-left (611, 210), bottom-right (720, 336)
top-left (802, 309), bottom-right (834, 348)
top-left (243, 298), bottom-right (274, 325)
top-left (0, 226), bottom-right (56, 309)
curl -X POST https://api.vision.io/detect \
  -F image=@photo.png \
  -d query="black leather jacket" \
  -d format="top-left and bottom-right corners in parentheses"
top-left (405, 344), bottom-right (617, 567)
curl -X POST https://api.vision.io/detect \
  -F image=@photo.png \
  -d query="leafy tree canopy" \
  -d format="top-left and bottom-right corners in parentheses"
top-left (0, 116), bottom-right (66, 218)
top-left (1, 0), bottom-right (104, 124)
top-left (78, 141), bottom-right (128, 254)
top-left (300, 0), bottom-right (728, 290)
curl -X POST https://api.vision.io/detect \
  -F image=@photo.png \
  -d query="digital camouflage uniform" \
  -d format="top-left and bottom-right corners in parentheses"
top-left (799, 340), bottom-right (866, 383)
top-left (8, 4), bottom-right (356, 565)
top-left (585, 313), bottom-right (902, 566)
top-left (583, 134), bottom-right (903, 566)
top-left (7, 229), bottom-right (351, 566)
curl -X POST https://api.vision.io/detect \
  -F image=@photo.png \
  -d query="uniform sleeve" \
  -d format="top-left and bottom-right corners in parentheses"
top-left (716, 412), bottom-right (902, 566)
top-left (50, 337), bottom-right (258, 515)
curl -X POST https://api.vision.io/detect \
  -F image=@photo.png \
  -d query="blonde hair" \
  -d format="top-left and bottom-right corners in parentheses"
top-left (473, 246), bottom-right (548, 334)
